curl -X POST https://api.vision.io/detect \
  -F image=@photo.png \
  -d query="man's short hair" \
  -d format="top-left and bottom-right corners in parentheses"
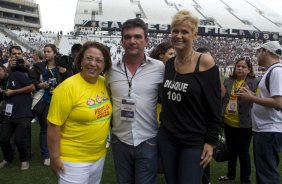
top-left (9, 45), bottom-right (22, 55)
top-left (121, 18), bottom-right (148, 39)
top-left (71, 43), bottom-right (82, 54)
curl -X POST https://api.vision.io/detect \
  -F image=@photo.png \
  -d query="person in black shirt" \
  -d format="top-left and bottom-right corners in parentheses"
top-left (158, 10), bottom-right (221, 184)
top-left (0, 48), bottom-right (35, 170)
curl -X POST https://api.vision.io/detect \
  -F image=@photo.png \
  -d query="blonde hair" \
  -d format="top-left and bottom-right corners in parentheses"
top-left (171, 10), bottom-right (199, 33)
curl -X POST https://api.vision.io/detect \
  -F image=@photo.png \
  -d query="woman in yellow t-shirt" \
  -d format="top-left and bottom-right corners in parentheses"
top-left (47, 41), bottom-right (112, 184)
top-left (219, 57), bottom-right (258, 183)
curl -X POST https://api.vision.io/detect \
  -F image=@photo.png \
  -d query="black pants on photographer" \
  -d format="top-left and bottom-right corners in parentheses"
top-left (0, 118), bottom-right (32, 162)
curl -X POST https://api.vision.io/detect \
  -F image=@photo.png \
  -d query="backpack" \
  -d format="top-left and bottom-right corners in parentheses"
top-left (264, 65), bottom-right (282, 111)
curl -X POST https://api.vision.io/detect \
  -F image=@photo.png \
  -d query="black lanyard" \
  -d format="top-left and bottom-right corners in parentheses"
top-left (124, 62), bottom-right (142, 97)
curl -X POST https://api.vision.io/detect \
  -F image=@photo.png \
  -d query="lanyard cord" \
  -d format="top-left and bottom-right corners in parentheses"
top-left (124, 61), bottom-right (142, 97)
top-left (46, 65), bottom-right (55, 78)
top-left (234, 79), bottom-right (245, 89)
top-left (233, 79), bottom-right (245, 94)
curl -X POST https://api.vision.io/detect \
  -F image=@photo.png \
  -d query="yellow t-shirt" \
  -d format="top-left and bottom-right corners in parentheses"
top-left (47, 74), bottom-right (112, 162)
top-left (223, 80), bottom-right (244, 127)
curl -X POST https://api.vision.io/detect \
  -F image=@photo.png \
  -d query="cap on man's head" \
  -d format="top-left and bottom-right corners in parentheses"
top-left (257, 41), bottom-right (282, 57)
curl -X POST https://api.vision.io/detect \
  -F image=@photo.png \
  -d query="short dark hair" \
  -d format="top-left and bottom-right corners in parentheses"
top-left (71, 43), bottom-right (82, 54)
top-left (75, 41), bottom-right (112, 73)
top-left (150, 42), bottom-right (173, 60)
top-left (9, 45), bottom-right (22, 55)
top-left (121, 18), bottom-right (148, 39)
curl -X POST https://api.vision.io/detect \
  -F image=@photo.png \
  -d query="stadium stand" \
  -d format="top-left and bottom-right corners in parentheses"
top-left (0, 0), bottom-right (281, 75)
top-left (222, 0), bottom-right (282, 32)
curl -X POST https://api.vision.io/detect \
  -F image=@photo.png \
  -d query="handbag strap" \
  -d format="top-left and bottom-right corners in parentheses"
top-left (218, 124), bottom-right (225, 141)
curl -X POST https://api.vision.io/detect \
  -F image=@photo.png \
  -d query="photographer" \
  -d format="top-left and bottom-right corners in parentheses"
top-left (0, 47), bottom-right (35, 170)
top-left (30, 44), bottom-right (72, 166)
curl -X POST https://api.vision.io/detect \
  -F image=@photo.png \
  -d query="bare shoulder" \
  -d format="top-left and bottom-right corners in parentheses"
top-left (197, 53), bottom-right (216, 72)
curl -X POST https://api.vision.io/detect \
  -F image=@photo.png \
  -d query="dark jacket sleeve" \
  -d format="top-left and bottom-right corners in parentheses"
top-left (199, 66), bottom-right (222, 145)
top-left (30, 61), bottom-right (46, 90)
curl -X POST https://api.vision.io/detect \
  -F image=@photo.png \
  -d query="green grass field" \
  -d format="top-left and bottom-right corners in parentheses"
top-left (0, 122), bottom-right (281, 184)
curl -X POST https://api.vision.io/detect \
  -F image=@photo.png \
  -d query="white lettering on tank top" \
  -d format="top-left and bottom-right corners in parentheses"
top-left (164, 80), bottom-right (189, 92)
top-left (164, 80), bottom-right (189, 102)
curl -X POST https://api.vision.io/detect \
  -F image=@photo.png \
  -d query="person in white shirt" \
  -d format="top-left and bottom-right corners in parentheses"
top-left (105, 18), bottom-right (164, 184)
top-left (239, 41), bottom-right (282, 184)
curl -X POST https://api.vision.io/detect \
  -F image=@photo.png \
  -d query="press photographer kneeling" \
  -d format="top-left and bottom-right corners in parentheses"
top-left (0, 45), bottom-right (35, 170)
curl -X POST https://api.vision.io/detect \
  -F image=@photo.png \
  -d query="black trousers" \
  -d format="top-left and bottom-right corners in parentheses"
top-left (224, 124), bottom-right (252, 183)
top-left (0, 118), bottom-right (32, 162)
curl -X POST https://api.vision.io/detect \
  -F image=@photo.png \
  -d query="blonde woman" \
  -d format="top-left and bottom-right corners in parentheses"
top-left (158, 10), bottom-right (221, 184)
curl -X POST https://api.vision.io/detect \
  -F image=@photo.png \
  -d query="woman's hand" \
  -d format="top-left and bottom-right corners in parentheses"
top-left (38, 82), bottom-right (49, 89)
top-left (200, 143), bottom-right (213, 168)
top-left (50, 158), bottom-right (65, 176)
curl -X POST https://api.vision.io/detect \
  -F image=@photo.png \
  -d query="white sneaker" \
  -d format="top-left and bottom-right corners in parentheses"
top-left (31, 118), bottom-right (37, 123)
top-left (21, 161), bottom-right (29, 170)
top-left (44, 158), bottom-right (50, 166)
top-left (0, 160), bottom-right (9, 168)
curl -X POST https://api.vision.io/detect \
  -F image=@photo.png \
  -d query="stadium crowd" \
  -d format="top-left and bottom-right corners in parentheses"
top-left (0, 30), bottom-right (269, 77)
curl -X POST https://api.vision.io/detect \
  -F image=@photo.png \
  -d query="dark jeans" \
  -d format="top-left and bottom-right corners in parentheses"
top-left (36, 100), bottom-right (50, 159)
top-left (202, 163), bottom-right (210, 184)
top-left (111, 134), bottom-right (158, 184)
top-left (158, 126), bottom-right (204, 184)
top-left (253, 132), bottom-right (282, 184)
top-left (224, 124), bottom-right (252, 183)
top-left (0, 118), bottom-right (32, 162)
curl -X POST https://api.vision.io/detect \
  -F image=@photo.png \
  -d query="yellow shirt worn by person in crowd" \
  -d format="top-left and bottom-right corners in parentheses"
top-left (47, 73), bottom-right (112, 162)
top-left (223, 79), bottom-right (244, 127)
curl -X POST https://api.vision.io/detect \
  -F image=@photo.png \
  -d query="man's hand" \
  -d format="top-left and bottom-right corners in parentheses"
top-left (8, 58), bottom-right (17, 68)
top-left (238, 87), bottom-right (255, 102)
top-left (4, 89), bottom-right (15, 97)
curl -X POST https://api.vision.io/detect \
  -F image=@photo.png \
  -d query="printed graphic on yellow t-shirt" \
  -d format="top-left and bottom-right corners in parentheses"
top-left (47, 74), bottom-right (112, 162)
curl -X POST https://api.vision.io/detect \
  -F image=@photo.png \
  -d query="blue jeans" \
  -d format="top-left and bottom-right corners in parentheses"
top-left (37, 100), bottom-right (50, 159)
top-left (158, 126), bottom-right (204, 184)
top-left (253, 132), bottom-right (282, 184)
top-left (111, 134), bottom-right (158, 184)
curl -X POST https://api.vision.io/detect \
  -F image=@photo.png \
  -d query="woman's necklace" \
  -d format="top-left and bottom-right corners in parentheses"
top-left (173, 51), bottom-right (194, 84)
top-left (174, 51), bottom-right (194, 73)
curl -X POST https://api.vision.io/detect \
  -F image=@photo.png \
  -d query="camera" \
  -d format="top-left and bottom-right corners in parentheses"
top-left (47, 78), bottom-right (57, 87)
top-left (47, 78), bottom-right (57, 95)
top-left (16, 58), bottom-right (25, 67)
top-left (11, 58), bottom-right (29, 72)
